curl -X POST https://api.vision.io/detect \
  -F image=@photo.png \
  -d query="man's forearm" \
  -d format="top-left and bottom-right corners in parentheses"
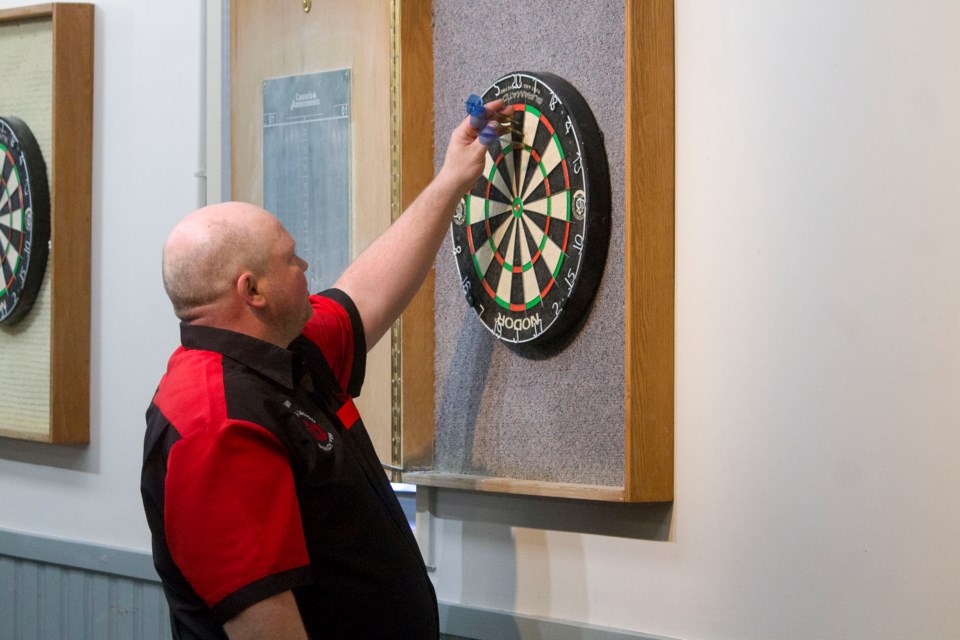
top-left (223, 590), bottom-right (309, 640)
top-left (334, 170), bottom-right (465, 348)
top-left (334, 103), bottom-right (505, 348)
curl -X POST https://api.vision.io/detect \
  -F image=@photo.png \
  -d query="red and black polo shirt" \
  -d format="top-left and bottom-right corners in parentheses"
top-left (141, 289), bottom-right (438, 639)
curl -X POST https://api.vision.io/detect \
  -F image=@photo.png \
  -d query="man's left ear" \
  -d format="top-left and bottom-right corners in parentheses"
top-left (237, 271), bottom-right (267, 309)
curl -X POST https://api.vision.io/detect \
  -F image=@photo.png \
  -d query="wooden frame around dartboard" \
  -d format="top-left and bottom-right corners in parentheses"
top-left (400, 0), bottom-right (675, 503)
top-left (0, 3), bottom-right (93, 444)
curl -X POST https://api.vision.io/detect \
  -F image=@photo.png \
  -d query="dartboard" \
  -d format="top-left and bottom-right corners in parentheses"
top-left (0, 116), bottom-right (50, 325)
top-left (452, 72), bottom-right (610, 346)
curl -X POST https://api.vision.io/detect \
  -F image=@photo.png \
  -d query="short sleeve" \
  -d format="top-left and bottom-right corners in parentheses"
top-left (164, 419), bottom-right (312, 621)
top-left (297, 289), bottom-right (366, 396)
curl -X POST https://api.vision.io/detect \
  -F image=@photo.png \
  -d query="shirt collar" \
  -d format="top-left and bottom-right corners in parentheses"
top-left (179, 323), bottom-right (300, 390)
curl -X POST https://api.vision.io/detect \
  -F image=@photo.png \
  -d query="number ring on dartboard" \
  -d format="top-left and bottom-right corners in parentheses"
top-left (451, 72), bottom-right (610, 346)
top-left (0, 116), bottom-right (50, 326)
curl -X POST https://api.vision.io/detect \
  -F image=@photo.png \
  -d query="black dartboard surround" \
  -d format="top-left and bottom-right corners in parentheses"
top-left (451, 72), bottom-right (611, 346)
top-left (0, 116), bottom-right (50, 325)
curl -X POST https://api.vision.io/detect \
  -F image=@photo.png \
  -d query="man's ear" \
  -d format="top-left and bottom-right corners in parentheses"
top-left (237, 272), bottom-right (267, 309)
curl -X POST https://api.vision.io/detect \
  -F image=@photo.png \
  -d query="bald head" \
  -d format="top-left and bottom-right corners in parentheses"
top-left (162, 202), bottom-right (281, 321)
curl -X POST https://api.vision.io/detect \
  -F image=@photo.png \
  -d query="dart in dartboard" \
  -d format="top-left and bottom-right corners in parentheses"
top-left (451, 72), bottom-right (611, 347)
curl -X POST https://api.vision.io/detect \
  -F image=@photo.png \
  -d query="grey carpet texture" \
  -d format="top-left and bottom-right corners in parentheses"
top-left (431, 0), bottom-right (626, 486)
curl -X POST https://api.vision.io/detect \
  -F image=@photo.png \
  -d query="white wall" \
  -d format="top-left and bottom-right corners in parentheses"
top-left (0, 0), bottom-right (202, 550)
top-left (428, 2), bottom-right (960, 639)
top-left (2, 1), bottom-right (959, 639)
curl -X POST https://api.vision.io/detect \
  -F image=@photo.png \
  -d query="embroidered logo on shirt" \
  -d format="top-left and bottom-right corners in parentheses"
top-left (283, 400), bottom-right (334, 452)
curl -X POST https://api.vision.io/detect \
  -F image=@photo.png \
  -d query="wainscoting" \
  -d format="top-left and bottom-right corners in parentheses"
top-left (0, 528), bottom-right (666, 640)
top-left (0, 531), bottom-right (171, 640)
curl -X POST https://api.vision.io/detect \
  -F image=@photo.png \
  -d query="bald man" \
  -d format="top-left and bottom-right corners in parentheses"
top-left (142, 101), bottom-right (509, 639)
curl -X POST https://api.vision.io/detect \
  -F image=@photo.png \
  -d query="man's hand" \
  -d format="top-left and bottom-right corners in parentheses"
top-left (438, 99), bottom-right (511, 194)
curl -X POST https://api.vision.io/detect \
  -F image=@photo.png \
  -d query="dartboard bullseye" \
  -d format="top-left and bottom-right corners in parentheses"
top-left (0, 116), bottom-right (50, 325)
top-left (452, 72), bottom-right (610, 346)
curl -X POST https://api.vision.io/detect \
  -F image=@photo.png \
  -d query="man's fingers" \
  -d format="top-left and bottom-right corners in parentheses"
top-left (460, 114), bottom-right (482, 139)
top-left (466, 98), bottom-right (511, 130)
top-left (458, 96), bottom-right (515, 154)
top-left (483, 98), bottom-right (506, 112)
top-left (477, 122), bottom-right (500, 146)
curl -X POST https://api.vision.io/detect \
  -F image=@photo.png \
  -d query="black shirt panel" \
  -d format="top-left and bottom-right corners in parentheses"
top-left (272, 345), bottom-right (439, 637)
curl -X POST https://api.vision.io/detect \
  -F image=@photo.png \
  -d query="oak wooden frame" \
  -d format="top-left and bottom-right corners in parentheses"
top-left (399, 0), bottom-right (675, 502)
top-left (623, 0), bottom-right (675, 502)
top-left (0, 3), bottom-right (93, 444)
top-left (389, 0), bottom-right (436, 475)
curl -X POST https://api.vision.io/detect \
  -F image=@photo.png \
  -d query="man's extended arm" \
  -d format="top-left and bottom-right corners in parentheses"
top-left (334, 101), bottom-right (505, 348)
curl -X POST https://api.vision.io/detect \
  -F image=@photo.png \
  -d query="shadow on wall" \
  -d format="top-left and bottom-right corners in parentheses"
top-left (431, 490), bottom-right (670, 639)
top-left (0, 438), bottom-right (95, 472)
top-left (433, 276), bottom-right (673, 540)
top-left (432, 487), bottom-right (672, 541)
top-left (435, 318), bottom-right (495, 474)
top-left (437, 505), bottom-right (662, 640)
top-left (455, 520), bottom-right (522, 639)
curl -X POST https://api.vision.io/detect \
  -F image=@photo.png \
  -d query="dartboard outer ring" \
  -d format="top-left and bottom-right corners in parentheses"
top-left (451, 71), bottom-right (611, 347)
top-left (0, 116), bottom-right (50, 326)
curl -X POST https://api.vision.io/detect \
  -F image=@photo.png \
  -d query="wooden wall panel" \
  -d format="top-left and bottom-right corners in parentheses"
top-left (230, 0), bottom-right (394, 459)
